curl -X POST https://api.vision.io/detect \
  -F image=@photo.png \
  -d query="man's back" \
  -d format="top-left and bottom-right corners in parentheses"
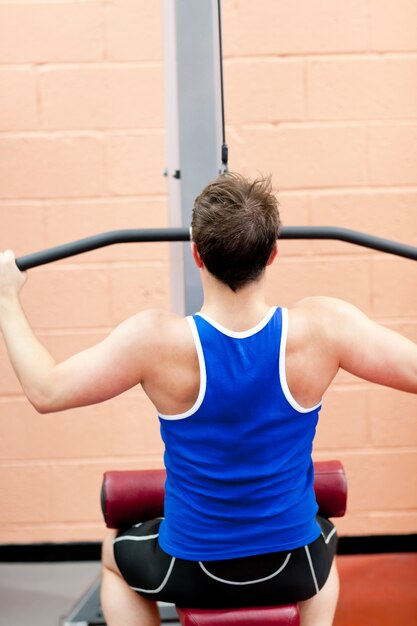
top-left (135, 295), bottom-right (417, 419)
top-left (157, 306), bottom-right (322, 560)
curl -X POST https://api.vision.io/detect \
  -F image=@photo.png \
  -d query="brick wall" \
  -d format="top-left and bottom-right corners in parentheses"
top-left (0, 0), bottom-right (416, 543)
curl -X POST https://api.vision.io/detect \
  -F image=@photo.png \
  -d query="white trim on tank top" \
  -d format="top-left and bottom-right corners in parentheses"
top-left (196, 306), bottom-right (277, 338)
top-left (158, 307), bottom-right (321, 420)
top-left (158, 317), bottom-right (207, 421)
top-left (158, 309), bottom-right (276, 420)
top-left (279, 307), bottom-right (322, 414)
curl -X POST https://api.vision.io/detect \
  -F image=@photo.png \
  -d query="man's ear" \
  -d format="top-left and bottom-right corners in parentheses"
top-left (266, 242), bottom-right (278, 266)
top-left (191, 242), bottom-right (204, 269)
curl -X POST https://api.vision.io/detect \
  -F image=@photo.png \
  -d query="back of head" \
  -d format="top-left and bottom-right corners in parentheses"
top-left (191, 172), bottom-right (281, 292)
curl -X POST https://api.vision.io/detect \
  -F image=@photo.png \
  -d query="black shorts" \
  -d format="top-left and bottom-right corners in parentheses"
top-left (113, 516), bottom-right (337, 609)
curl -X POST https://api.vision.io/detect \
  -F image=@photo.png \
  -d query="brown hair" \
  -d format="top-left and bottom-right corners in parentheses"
top-left (191, 172), bottom-right (281, 292)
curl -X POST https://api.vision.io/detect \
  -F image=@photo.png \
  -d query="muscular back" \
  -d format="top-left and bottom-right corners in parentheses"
top-left (139, 297), bottom-right (416, 418)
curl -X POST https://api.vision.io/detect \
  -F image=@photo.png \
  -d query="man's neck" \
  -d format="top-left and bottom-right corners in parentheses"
top-left (199, 271), bottom-right (271, 332)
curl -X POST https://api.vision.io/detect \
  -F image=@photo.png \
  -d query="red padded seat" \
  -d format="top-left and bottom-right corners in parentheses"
top-left (101, 460), bottom-right (347, 626)
top-left (177, 605), bottom-right (300, 625)
top-left (102, 460), bottom-right (347, 529)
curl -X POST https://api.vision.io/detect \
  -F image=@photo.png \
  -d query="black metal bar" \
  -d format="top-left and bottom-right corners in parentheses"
top-left (15, 228), bottom-right (190, 271)
top-left (281, 226), bottom-right (417, 261)
top-left (15, 226), bottom-right (417, 271)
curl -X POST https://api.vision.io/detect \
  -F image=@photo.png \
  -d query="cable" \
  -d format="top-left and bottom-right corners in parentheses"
top-left (217, 0), bottom-right (228, 171)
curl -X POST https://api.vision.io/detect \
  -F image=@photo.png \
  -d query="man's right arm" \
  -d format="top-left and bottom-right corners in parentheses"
top-left (319, 297), bottom-right (417, 394)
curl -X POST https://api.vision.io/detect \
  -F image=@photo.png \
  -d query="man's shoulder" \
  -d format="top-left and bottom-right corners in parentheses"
top-left (126, 308), bottom-right (192, 343)
top-left (290, 295), bottom-right (346, 311)
top-left (289, 296), bottom-right (355, 320)
top-left (287, 297), bottom-right (359, 344)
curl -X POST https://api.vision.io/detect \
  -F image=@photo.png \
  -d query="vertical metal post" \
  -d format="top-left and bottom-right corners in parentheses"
top-left (163, 0), bottom-right (225, 315)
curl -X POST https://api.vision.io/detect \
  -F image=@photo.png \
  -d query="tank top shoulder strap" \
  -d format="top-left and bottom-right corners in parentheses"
top-left (194, 306), bottom-right (279, 339)
top-left (279, 307), bottom-right (322, 414)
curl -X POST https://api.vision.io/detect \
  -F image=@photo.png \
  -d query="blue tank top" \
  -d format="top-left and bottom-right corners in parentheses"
top-left (158, 307), bottom-right (322, 560)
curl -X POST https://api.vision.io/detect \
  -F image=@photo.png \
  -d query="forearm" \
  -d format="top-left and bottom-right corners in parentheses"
top-left (0, 294), bottom-right (57, 411)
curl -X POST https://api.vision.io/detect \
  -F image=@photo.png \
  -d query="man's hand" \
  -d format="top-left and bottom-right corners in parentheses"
top-left (0, 250), bottom-right (27, 305)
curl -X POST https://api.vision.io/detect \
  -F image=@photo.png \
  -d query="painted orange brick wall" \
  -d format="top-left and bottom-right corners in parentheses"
top-left (0, 0), bottom-right (416, 544)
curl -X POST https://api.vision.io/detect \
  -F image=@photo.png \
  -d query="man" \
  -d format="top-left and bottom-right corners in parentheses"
top-left (0, 173), bottom-right (416, 626)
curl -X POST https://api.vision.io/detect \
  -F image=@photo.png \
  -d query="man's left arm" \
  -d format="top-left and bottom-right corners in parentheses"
top-left (0, 250), bottom-right (148, 413)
